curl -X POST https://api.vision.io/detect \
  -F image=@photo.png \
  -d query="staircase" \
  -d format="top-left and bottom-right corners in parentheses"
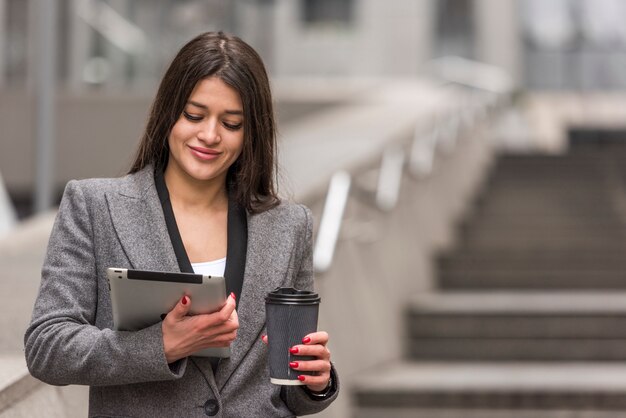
top-left (353, 133), bottom-right (626, 417)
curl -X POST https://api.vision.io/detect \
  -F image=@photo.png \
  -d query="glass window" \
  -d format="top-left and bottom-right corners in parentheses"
top-left (301, 0), bottom-right (353, 26)
top-left (435, 0), bottom-right (475, 59)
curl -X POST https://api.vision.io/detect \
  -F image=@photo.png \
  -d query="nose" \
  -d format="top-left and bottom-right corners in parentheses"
top-left (197, 119), bottom-right (221, 144)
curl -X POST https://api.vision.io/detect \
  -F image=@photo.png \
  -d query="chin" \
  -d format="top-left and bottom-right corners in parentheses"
top-left (185, 166), bottom-right (225, 183)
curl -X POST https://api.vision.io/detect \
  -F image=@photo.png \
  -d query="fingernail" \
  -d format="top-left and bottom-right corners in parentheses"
top-left (230, 292), bottom-right (236, 300)
top-left (302, 336), bottom-right (311, 344)
top-left (181, 296), bottom-right (188, 305)
top-left (289, 347), bottom-right (299, 354)
top-left (289, 362), bottom-right (298, 368)
top-left (298, 375), bottom-right (306, 382)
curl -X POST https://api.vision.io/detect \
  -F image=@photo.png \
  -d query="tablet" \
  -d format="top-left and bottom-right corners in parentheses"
top-left (107, 267), bottom-right (230, 358)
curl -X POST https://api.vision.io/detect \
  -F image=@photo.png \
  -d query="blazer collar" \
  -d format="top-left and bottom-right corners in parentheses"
top-left (105, 165), bottom-right (180, 273)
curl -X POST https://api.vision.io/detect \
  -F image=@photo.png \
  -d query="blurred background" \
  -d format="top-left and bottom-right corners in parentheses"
top-left (4, 0), bottom-right (626, 417)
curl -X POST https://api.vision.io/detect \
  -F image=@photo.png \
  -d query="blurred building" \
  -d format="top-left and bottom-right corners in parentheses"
top-left (2, 0), bottom-right (626, 213)
top-left (4, 2), bottom-right (626, 417)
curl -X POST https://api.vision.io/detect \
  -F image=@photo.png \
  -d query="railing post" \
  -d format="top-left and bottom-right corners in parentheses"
top-left (0, 172), bottom-right (16, 237)
top-left (409, 126), bottom-right (438, 178)
top-left (313, 171), bottom-right (351, 274)
top-left (375, 146), bottom-right (406, 212)
top-left (439, 113), bottom-right (460, 154)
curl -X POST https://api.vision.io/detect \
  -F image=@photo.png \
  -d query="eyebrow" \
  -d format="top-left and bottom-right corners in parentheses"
top-left (188, 100), bottom-right (243, 115)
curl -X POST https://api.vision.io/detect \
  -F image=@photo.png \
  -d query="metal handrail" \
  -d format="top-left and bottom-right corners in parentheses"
top-left (312, 171), bottom-right (352, 273)
top-left (0, 172), bottom-right (17, 238)
top-left (313, 89), bottom-right (508, 274)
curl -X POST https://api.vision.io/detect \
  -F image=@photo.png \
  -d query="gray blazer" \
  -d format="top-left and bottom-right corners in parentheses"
top-left (24, 166), bottom-right (339, 417)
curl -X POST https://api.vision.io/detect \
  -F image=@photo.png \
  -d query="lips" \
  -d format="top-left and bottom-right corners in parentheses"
top-left (189, 145), bottom-right (221, 161)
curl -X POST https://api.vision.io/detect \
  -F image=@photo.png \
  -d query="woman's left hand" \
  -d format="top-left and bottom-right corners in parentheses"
top-left (263, 331), bottom-right (332, 392)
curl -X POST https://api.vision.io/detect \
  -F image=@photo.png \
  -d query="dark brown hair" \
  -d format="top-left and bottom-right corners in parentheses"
top-left (129, 31), bottom-right (279, 213)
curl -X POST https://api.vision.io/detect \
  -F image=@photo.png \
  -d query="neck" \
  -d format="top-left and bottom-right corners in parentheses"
top-left (163, 164), bottom-right (228, 212)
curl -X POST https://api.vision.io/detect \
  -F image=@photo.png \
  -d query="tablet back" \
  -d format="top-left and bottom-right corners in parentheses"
top-left (107, 268), bottom-right (230, 357)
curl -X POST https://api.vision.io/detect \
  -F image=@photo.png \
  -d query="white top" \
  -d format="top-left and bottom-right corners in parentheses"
top-left (191, 257), bottom-right (226, 277)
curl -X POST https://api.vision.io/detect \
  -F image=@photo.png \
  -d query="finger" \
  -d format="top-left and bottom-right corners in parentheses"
top-left (261, 334), bottom-right (268, 345)
top-left (289, 344), bottom-right (330, 360)
top-left (298, 374), bottom-right (331, 390)
top-left (301, 331), bottom-right (329, 346)
top-left (289, 359), bottom-right (331, 373)
top-left (218, 293), bottom-right (237, 320)
top-left (229, 306), bottom-right (239, 323)
top-left (168, 295), bottom-right (191, 321)
top-left (198, 293), bottom-right (235, 326)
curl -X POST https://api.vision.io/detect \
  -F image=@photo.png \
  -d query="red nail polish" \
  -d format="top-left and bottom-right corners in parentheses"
top-left (298, 375), bottom-right (306, 382)
top-left (181, 296), bottom-right (188, 305)
top-left (289, 362), bottom-right (298, 368)
top-left (302, 336), bottom-right (311, 344)
top-left (230, 292), bottom-right (236, 300)
top-left (289, 347), bottom-right (299, 354)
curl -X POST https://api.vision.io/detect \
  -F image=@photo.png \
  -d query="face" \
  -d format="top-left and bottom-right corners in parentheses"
top-left (166, 76), bottom-right (244, 187)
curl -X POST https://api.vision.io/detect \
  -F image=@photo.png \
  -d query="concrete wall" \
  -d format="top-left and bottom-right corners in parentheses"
top-left (0, 90), bottom-right (149, 193)
top-left (272, 0), bottom-right (434, 76)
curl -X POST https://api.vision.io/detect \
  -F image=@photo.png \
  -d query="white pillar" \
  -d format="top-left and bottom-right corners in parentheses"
top-left (68, 0), bottom-right (94, 90)
top-left (0, 0), bottom-right (6, 86)
top-left (33, 0), bottom-right (58, 212)
top-left (474, 0), bottom-right (522, 87)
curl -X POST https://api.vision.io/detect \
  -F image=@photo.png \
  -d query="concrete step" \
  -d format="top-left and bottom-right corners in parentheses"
top-left (569, 129), bottom-right (626, 146)
top-left (459, 226), bottom-right (625, 245)
top-left (472, 199), bottom-right (620, 217)
top-left (355, 407), bottom-right (626, 418)
top-left (490, 162), bottom-right (608, 176)
top-left (453, 238), bottom-right (625, 253)
top-left (439, 253), bottom-right (626, 273)
top-left (353, 362), bottom-right (626, 415)
top-left (407, 292), bottom-right (626, 360)
top-left (439, 269), bottom-right (626, 289)
top-left (495, 154), bottom-right (609, 165)
top-left (459, 216), bottom-right (624, 232)
top-left (494, 155), bottom-right (623, 168)
top-left (459, 235), bottom-right (626, 250)
top-left (476, 186), bottom-right (614, 200)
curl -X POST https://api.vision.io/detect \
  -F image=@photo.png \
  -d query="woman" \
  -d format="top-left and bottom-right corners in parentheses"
top-left (24, 31), bottom-right (338, 417)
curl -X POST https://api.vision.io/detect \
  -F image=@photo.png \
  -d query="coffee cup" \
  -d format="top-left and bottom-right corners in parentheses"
top-left (265, 287), bottom-right (321, 385)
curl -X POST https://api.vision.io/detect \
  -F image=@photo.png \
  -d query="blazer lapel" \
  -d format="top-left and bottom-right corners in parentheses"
top-left (216, 207), bottom-right (299, 391)
top-left (224, 196), bottom-right (247, 305)
top-left (105, 165), bottom-right (180, 273)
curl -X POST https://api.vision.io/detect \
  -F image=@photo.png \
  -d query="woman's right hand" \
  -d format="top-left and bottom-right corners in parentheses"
top-left (162, 293), bottom-right (239, 364)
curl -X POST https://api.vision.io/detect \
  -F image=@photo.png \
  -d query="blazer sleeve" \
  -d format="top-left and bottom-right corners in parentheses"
top-left (281, 205), bottom-right (340, 415)
top-left (24, 180), bottom-right (186, 386)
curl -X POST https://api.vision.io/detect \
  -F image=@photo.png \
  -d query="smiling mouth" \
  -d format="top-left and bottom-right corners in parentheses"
top-left (188, 145), bottom-right (223, 161)
top-left (189, 145), bottom-right (220, 155)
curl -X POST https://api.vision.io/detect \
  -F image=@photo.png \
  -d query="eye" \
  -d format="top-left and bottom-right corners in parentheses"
top-left (183, 110), bottom-right (203, 122)
top-left (223, 121), bottom-right (243, 131)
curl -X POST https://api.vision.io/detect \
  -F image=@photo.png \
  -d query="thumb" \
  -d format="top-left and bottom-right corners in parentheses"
top-left (169, 295), bottom-right (191, 320)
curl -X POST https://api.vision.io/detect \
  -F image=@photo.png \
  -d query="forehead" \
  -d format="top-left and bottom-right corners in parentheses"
top-left (188, 76), bottom-right (242, 109)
